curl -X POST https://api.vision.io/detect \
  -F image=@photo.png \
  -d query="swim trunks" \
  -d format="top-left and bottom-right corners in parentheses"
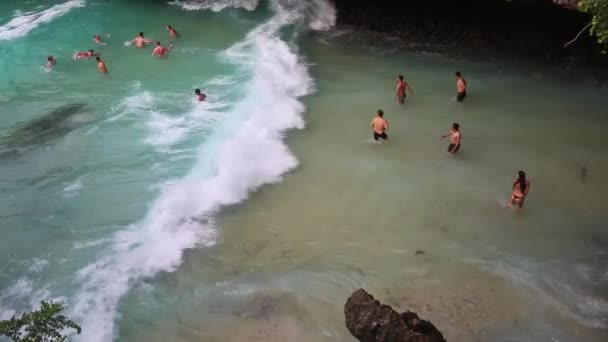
top-left (448, 143), bottom-right (460, 153)
top-left (457, 91), bottom-right (466, 102)
top-left (374, 132), bottom-right (388, 141)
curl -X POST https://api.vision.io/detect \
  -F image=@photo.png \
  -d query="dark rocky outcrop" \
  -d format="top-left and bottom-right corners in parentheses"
top-left (331, 0), bottom-right (608, 68)
top-left (345, 289), bottom-right (446, 342)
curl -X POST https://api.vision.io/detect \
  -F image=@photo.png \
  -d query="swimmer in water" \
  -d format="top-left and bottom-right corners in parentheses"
top-left (129, 32), bottom-right (151, 48)
top-left (395, 75), bottom-right (413, 105)
top-left (455, 71), bottom-right (467, 102)
top-left (94, 34), bottom-right (106, 46)
top-left (509, 170), bottom-right (530, 209)
top-left (441, 122), bottom-right (461, 154)
top-left (46, 55), bottom-right (56, 70)
top-left (371, 110), bottom-right (389, 141)
top-left (167, 25), bottom-right (180, 39)
top-left (152, 41), bottom-right (174, 58)
top-left (194, 88), bottom-right (206, 102)
top-left (75, 49), bottom-right (99, 59)
top-left (96, 56), bottom-right (108, 74)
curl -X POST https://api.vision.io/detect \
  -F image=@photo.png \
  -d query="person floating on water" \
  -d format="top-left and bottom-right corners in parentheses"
top-left (75, 49), bottom-right (99, 59)
top-left (195, 88), bottom-right (206, 102)
top-left (509, 170), bottom-right (530, 209)
top-left (395, 75), bottom-right (413, 105)
top-left (130, 32), bottom-right (151, 48)
top-left (441, 122), bottom-right (461, 154)
top-left (46, 55), bottom-right (56, 70)
top-left (152, 41), bottom-right (174, 58)
top-left (96, 56), bottom-right (108, 74)
top-left (167, 25), bottom-right (180, 39)
top-left (94, 34), bottom-right (107, 46)
top-left (455, 72), bottom-right (467, 102)
top-left (371, 110), bottom-right (389, 141)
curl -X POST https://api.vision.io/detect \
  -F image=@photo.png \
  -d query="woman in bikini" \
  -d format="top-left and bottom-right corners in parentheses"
top-left (509, 170), bottom-right (530, 209)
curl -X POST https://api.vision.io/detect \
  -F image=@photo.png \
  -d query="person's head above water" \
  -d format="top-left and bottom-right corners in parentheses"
top-left (398, 75), bottom-right (404, 81)
top-left (156, 41), bottom-right (161, 46)
top-left (517, 170), bottom-right (527, 192)
top-left (167, 25), bottom-right (173, 30)
top-left (452, 122), bottom-right (460, 130)
top-left (455, 71), bottom-right (462, 78)
top-left (47, 55), bottom-right (54, 61)
top-left (377, 110), bottom-right (384, 117)
top-left (88, 49), bottom-right (94, 53)
top-left (139, 32), bottom-right (144, 37)
top-left (195, 88), bottom-right (201, 95)
top-left (96, 56), bottom-right (101, 62)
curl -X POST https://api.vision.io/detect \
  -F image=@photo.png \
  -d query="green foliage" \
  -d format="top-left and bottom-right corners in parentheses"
top-left (0, 301), bottom-right (81, 342)
top-left (580, 0), bottom-right (608, 45)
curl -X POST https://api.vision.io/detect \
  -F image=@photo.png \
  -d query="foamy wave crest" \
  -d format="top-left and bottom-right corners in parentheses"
top-left (70, 1), bottom-right (335, 341)
top-left (0, 0), bottom-right (85, 41)
top-left (168, 0), bottom-right (259, 12)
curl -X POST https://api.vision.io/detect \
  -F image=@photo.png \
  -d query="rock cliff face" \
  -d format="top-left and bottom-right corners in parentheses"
top-left (344, 289), bottom-right (446, 342)
top-left (331, 0), bottom-right (606, 67)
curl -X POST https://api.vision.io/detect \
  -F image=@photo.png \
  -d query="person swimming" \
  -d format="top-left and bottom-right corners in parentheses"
top-left (455, 72), bottom-right (467, 102)
top-left (395, 75), bottom-right (413, 104)
top-left (94, 34), bottom-right (106, 46)
top-left (46, 55), bottom-right (56, 70)
top-left (371, 110), bottom-right (389, 141)
top-left (441, 122), bottom-right (461, 154)
top-left (74, 49), bottom-right (99, 59)
top-left (129, 32), bottom-right (151, 48)
top-left (152, 41), bottom-right (174, 58)
top-left (509, 170), bottom-right (530, 209)
top-left (96, 56), bottom-right (108, 74)
top-left (167, 25), bottom-right (179, 39)
top-left (194, 88), bottom-right (206, 102)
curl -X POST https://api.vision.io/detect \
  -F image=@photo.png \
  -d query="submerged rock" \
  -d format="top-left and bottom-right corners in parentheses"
top-left (345, 289), bottom-right (446, 342)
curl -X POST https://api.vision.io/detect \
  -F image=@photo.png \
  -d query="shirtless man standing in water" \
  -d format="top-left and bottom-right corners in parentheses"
top-left (455, 72), bottom-right (467, 102)
top-left (130, 32), bottom-right (151, 48)
top-left (96, 57), bottom-right (108, 74)
top-left (395, 75), bottom-right (413, 104)
top-left (371, 110), bottom-right (389, 141)
top-left (441, 123), bottom-right (461, 154)
top-left (152, 41), bottom-right (174, 58)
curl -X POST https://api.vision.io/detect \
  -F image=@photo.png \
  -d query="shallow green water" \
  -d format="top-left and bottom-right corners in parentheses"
top-left (1, 1), bottom-right (607, 342)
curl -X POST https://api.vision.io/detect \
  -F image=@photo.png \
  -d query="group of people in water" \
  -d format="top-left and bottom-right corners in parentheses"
top-left (371, 72), bottom-right (530, 209)
top-left (44, 25), bottom-right (207, 101)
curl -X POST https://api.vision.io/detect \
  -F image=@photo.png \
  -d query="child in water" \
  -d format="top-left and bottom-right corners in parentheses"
top-left (195, 89), bottom-right (206, 102)
top-left (46, 55), bottom-right (56, 70)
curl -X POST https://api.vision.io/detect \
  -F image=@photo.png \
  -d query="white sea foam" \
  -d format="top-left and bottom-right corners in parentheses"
top-left (0, 0), bottom-right (85, 41)
top-left (70, 1), bottom-right (335, 341)
top-left (168, 0), bottom-right (259, 12)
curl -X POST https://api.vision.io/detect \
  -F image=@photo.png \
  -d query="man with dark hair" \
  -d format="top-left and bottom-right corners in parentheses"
top-left (371, 110), bottom-right (389, 141)
top-left (152, 41), bottom-right (174, 58)
top-left (455, 72), bottom-right (467, 102)
top-left (130, 32), bottom-right (151, 48)
top-left (441, 123), bottom-right (461, 154)
top-left (96, 57), bottom-right (108, 74)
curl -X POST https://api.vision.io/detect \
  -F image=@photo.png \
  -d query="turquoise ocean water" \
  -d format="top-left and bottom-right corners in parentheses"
top-left (1, 1), bottom-right (607, 341)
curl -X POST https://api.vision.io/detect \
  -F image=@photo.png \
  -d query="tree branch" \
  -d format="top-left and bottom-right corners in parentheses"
top-left (564, 22), bottom-right (593, 47)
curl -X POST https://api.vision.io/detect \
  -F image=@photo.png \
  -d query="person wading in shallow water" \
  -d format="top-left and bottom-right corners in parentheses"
top-left (509, 170), bottom-right (530, 209)
top-left (395, 75), bottom-right (413, 105)
top-left (455, 71), bottom-right (467, 102)
top-left (441, 122), bottom-right (461, 154)
top-left (371, 110), bottom-right (389, 141)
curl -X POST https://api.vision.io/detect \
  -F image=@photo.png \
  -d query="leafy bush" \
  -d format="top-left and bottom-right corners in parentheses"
top-left (0, 301), bottom-right (81, 342)
top-left (580, 0), bottom-right (608, 45)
